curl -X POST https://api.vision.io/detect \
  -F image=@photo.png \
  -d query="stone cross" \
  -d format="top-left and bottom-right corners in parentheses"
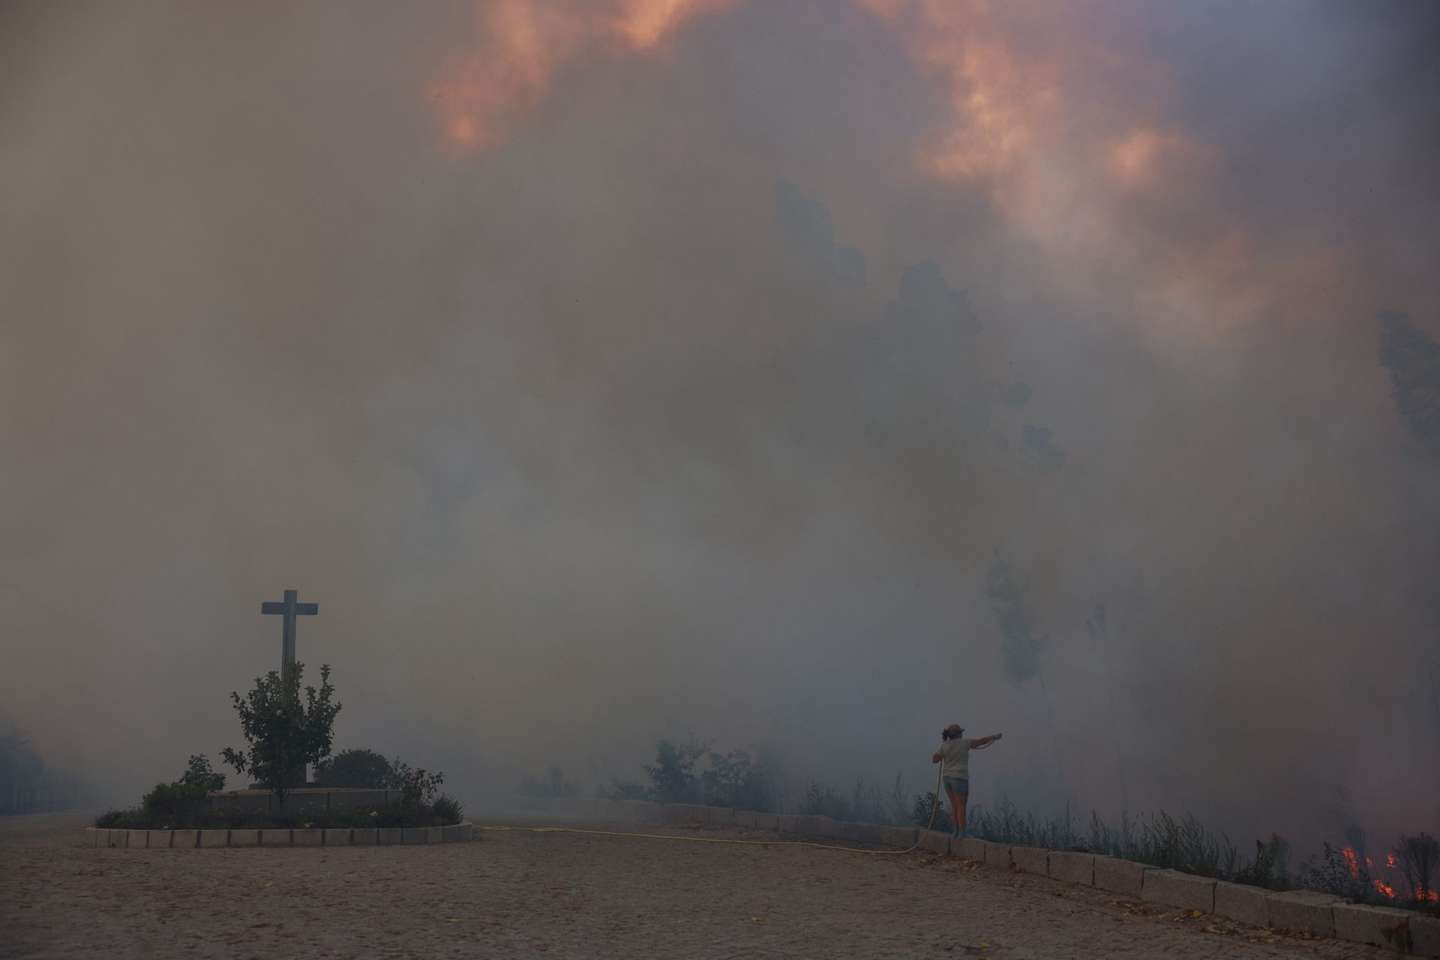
top-left (261, 588), bottom-right (318, 685)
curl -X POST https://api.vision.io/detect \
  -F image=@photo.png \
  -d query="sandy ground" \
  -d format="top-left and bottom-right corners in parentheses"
top-left (0, 814), bottom-right (1395, 960)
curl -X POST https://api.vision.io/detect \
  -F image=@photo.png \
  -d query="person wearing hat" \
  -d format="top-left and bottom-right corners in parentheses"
top-left (932, 724), bottom-right (1002, 838)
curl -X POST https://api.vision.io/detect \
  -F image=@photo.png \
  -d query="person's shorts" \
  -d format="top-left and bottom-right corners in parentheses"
top-left (944, 777), bottom-right (969, 795)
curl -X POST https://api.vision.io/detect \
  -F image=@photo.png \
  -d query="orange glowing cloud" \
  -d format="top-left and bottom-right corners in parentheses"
top-left (427, 1), bottom-right (1299, 336)
top-left (428, 0), bottom-right (737, 151)
top-left (851, 1), bottom-right (1308, 336)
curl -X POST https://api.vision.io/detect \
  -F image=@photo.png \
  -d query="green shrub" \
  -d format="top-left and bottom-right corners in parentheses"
top-left (701, 750), bottom-right (775, 812)
top-left (432, 795), bottom-right (463, 825)
top-left (1396, 833), bottom-right (1439, 906)
top-left (645, 740), bottom-right (704, 803)
top-left (605, 779), bottom-right (651, 801)
top-left (390, 760), bottom-right (445, 820)
top-left (912, 791), bottom-right (953, 831)
top-left (140, 781), bottom-right (210, 827)
top-left (179, 754), bottom-right (225, 793)
top-left (95, 810), bottom-right (127, 828)
top-left (1232, 835), bottom-right (1291, 890)
top-left (314, 748), bottom-right (394, 788)
top-left (798, 780), bottom-right (850, 819)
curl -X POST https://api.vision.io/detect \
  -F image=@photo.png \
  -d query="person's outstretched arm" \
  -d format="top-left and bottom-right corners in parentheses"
top-left (969, 733), bottom-right (1003, 750)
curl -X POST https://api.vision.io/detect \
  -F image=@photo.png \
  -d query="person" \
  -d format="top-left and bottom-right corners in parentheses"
top-left (931, 723), bottom-right (1002, 838)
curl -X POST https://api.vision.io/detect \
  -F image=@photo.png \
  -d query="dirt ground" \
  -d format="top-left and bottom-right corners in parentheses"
top-left (0, 814), bottom-right (1396, 959)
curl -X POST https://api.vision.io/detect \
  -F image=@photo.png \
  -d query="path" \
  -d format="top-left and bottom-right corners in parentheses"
top-left (0, 815), bottom-right (1390, 959)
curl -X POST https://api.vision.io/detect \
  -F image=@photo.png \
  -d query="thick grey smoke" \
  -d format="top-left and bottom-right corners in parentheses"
top-left (2, 0), bottom-right (1437, 848)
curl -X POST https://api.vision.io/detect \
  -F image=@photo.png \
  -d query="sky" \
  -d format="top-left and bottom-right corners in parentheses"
top-left (2, 0), bottom-right (1438, 846)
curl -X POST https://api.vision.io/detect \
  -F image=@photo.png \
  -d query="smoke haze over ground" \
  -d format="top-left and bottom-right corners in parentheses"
top-left (2, 1), bottom-right (1438, 848)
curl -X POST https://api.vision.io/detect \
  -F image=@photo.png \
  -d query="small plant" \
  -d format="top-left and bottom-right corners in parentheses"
top-left (390, 760), bottom-right (444, 811)
top-left (1232, 835), bottom-right (1291, 890)
top-left (1396, 833), bottom-right (1439, 906)
top-left (178, 753), bottom-right (226, 793)
top-left (1131, 810), bottom-right (1230, 877)
top-left (798, 780), bottom-right (850, 820)
top-left (1300, 842), bottom-right (1376, 901)
top-left (432, 795), bottom-right (463, 825)
top-left (97, 755), bottom-right (228, 829)
top-left (912, 791), bottom-right (953, 832)
top-left (605, 779), bottom-right (651, 801)
top-left (95, 809), bottom-right (127, 828)
top-left (701, 750), bottom-right (774, 812)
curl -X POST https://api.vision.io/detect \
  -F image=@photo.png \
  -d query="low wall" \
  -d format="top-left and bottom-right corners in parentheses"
top-left (205, 788), bottom-right (397, 816)
top-left (89, 822), bottom-right (474, 848)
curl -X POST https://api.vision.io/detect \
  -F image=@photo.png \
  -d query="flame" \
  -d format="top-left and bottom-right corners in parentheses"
top-left (428, 0), bottom-right (736, 151)
top-left (1343, 846), bottom-right (1440, 903)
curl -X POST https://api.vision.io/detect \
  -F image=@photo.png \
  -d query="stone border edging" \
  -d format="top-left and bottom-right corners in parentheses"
top-left (511, 797), bottom-right (1439, 956)
top-left (88, 822), bottom-right (476, 849)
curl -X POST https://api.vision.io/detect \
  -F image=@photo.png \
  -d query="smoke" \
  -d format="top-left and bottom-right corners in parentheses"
top-left (2, 0), bottom-right (1437, 848)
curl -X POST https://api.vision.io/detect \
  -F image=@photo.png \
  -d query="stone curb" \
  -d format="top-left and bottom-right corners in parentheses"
top-left (1266, 890), bottom-right (1340, 938)
top-left (86, 822), bottom-right (476, 849)
top-left (1047, 850), bottom-right (1094, 886)
top-left (1141, 869), bottom-right (1216, 914)
top-left (1010, 845), bottom-right (1048, 876)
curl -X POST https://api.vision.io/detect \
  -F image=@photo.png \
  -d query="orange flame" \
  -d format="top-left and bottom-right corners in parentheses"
top-left (428, 0), bottom-right (736, 151)
top-left (1344, 846), bottom-right (1440, 903)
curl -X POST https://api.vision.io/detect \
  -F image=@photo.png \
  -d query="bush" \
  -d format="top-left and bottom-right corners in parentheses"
top-left (912, 791), bottom-right (953, 832)
top-left (94, 756), bottom-right (225, 829)
top-left (390, 760), bottom-right (444, 812)
top-left (798, 780), bottom-right (850, 820)
top-left (141, 781), bottom-right (210, 826)
top-left (645, 740), bottom-right (706, 803)
top-left (95, 809), bottom-right (127, 828)
top-left (700, 751), bottom-right (775, 812)
top-left (1396, 833), bottom-right (1439, 906)
top-left (1232, 835), bottom-right (1291, 890)
top-left (179, 754), bottom-right (225, 793)
top-left (606, 779), bottom-right (651, 801)
top-left (314, 748), bottom-right (394, 788)
top-left (432, 795), bottom-right (463, 825)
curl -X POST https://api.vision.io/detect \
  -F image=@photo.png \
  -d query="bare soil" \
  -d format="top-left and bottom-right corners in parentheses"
top-left (1, 814), bottom-right (1393, 959)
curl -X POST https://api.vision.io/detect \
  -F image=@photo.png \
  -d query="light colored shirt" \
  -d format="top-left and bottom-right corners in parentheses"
top-left (938, 738), bottom-right (970, 780)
